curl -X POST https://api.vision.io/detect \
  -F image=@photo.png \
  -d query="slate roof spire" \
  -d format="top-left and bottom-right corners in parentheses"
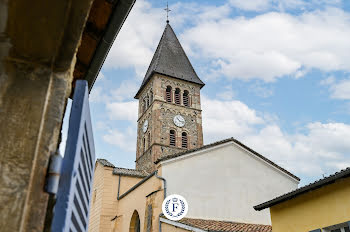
top-left (135, 23), bottom-right (205, 99)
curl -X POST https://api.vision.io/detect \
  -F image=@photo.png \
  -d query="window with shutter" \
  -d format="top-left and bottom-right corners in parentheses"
top-left (143, 137), bottom-right (146, 152)
top-left (183, 90), bottom-right (189, 107)
top-left (166, 86), bottom-right (172, 103)
top-left (182, 132), bottom-right (188, 148)
top-left (175, 88), bottom-right (181, 105)
top-left (170, 130), bottom-right (176, 146)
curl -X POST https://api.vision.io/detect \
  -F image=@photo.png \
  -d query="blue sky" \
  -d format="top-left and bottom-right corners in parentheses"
top-left (62, 0), bottom-right (350, 186)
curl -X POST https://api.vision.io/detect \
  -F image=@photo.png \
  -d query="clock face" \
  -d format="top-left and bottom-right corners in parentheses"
top-left (143, 120), bottom-right (148, 133)
top-left (173, 115), bottom-right (185, 127)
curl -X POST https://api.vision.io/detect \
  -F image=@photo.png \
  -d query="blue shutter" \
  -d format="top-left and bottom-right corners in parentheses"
top-left (52, 80), bottom-right (95, 232)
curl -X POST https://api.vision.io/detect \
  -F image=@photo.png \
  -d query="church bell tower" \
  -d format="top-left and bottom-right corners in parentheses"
top-left (134, 23), bottom-right (205, 173)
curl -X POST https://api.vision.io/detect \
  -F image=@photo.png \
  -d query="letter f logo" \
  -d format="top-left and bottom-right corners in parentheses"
top-left (172, 203), bottom-right (179, 212)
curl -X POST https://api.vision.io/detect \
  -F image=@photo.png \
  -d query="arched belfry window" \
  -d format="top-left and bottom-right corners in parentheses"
top-left (182, 132), bottom-right (188, 148)
top-left (183, 90), bottom-right (189, 107)
top-left (129, 210), bottom-right (141, 232)
top-left (166, 86), bottom-right (172, 103)
top-left (170, 130), bottom-right (176, 146)
top-left (175, 88), bottom-right (181, 105)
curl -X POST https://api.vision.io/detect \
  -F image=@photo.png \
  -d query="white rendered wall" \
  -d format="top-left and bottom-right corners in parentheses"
top-left (161, 142), bottom-right (299, 225)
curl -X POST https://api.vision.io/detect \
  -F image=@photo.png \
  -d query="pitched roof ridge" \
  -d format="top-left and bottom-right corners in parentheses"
top-left (141, 25), bottom-right (166, 86)
top-left (155, 137), bottom-right (300, 181)
top-left (112, 167), bottom-right (149, 177)
top-left (254, 167), bottom-right (350, 210)
top-left (167, 24), bottom-right (199, 82)
top-left (96, 158), bottom-right (115, 167)
top-left (153, 25), bottom-right (166, 71)
top-left (114, 166), bottom-right (147, 173)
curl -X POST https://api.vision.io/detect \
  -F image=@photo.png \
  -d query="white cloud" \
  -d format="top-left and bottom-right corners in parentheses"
top-left (106, 101), bottom-right (138, 121)
top-left (202, 96), bottom-right (350, 179)
top-left (202, 96), bottom-right (264, 141)
top-left (320, 76), bottom-right (350, 100)
top-left (103, 127), bottom-right (136, 152)
top-left (320, 76), bottom-right (335, 86)
top-left (181, 8), bottom-right (350, 82)
top-left (229, 0), bottom-right (272, 11)
top-left (111, 80), bottom-right (140, 101)
top-left (229, 0), bottom-right (341, 12)
top-left (89, 72), bottom-right (109, 103)
top-left (216, 85), bottom-right (235, 100)
top-left (101, 0), bottom-right (350, 83)
top-left (248, 83), bottom-right (274, 98)
top-left (103, 0), bottom-right (164, 77)
top-left (330, 79), bottom-right (350, 100)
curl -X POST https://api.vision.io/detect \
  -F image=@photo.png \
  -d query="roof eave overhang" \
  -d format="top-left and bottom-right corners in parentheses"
top-left (160, 218), bottom-right (206, 232)
top-left (84, 0), bottom-right (136, 91)
top-left (254, 168), bottom-right (350, 211)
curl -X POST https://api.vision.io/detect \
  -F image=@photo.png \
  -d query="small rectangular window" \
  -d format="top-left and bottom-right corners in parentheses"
top-left (182, 132), bottom-right (188, 148)
top-left (170, 130), bottom-right (176, 146)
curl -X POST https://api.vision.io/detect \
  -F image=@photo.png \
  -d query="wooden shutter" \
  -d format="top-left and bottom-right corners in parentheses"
top-left (51, 80), bottom-right (95, 232)
top-left (170, 130), bottom-right (176, 146)
top-left (182, 132), bottom-right (188, 148)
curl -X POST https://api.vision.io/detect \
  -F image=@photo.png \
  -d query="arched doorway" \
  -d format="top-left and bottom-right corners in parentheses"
top-left (129, 210), bottom-right (140, 232)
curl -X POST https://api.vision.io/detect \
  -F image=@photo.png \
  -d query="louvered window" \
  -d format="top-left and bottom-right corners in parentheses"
top-left (146, 97), bottom-right (149, 108)
top-left (143, 137), bottom-right (146, 152)
top-left (170, 130), bottom-right (176, 146)
top-left (183, 90), bottom-right (189, 107)
top-left (166, 86), bottom-right (172, 103)
top-left (175, 88), bottom-right (181, 105)
top-left (182, 132), bottom-right (188, 148)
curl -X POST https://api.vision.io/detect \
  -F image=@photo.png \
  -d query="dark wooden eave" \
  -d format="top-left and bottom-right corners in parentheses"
top-left (73, 0), bottom-right (136, 92)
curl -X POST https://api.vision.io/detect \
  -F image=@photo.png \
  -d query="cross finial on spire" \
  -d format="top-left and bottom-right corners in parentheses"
top-left (164, 2), bottom-right (171, 23)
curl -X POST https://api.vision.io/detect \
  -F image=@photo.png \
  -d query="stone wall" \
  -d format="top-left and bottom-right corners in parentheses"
top-left (135, 74), bottom-right (204, 172)
top-left (0, 0), bottom-right (93, 230)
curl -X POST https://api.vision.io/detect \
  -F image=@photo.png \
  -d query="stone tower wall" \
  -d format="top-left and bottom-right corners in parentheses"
top-left (136, 74), bottom-right (203, 172)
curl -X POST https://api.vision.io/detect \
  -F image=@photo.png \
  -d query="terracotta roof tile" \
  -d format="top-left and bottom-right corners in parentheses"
top-left (96, 158), bottom-right (115, 168)
top-left (113, 167), bottom-right (148, 178)
top-left (178, 218), bottom-right (272, 232)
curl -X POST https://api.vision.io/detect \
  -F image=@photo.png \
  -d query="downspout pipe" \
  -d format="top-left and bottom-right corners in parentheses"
top-left (117, 174), bottom-right (121, 200)
top-left (155, 170), bottom-right (167, 199)
top-left (155, 170), bottom-right (167, 232)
